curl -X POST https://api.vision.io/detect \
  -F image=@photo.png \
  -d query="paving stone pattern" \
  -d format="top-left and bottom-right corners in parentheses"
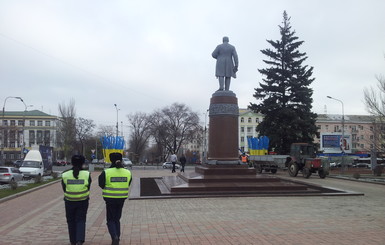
top-left (0, 170), bottom-right (384, 244)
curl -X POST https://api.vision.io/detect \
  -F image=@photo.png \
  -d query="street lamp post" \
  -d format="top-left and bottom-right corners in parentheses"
top-left (202, 109), bottom-right (209, 164)
top-left (327, 96), bottom-right (345, 173)
top-left (114, 104), bottom-right (119, 137)
top-left (1, 96), bottom-right (26, 165)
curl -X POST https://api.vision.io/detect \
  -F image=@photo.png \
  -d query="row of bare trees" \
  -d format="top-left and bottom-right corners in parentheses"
top-left (127, 103), bottom-right (202, 163)
top-left (56, 101), bottom-right (202, 163)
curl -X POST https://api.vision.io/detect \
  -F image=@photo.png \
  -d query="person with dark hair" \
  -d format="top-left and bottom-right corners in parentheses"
top-left (61, 155), bottom-right (92, 245)
top-left (179, 154), bottom-right (186, 172)
top-left (98, 152), bottom-right (132, 245)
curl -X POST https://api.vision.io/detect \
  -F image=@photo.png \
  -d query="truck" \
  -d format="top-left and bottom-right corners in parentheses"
top-left (248, 154), bottom-right (289, 174)
top-left (19, 145), bottom-right (53, 178)
top-left (248, 143), bottom-right (327, 179)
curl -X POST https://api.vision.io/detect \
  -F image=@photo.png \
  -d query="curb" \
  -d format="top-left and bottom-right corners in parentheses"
top-left (328, 175), bottom-right (385, 185)
top-left (0, 179), bottom-right (62, 204)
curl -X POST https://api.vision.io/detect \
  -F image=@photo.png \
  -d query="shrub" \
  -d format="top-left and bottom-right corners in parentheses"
top-left (34, 175), bottom-right (43, 184)
top-left (373, 165), bottom-right (383, 177)
top-left (352, 172), bottom-right (360, 179)
top-left (10, 180), bottom-right (18, 190)
top-left (51, 171), bottom-right (59, 179)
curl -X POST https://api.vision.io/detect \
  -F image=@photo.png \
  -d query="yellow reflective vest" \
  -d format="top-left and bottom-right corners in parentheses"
top-left (62, 170), bottom-right (90, 201)
top-left (102, 168), bottom-right (132, 198)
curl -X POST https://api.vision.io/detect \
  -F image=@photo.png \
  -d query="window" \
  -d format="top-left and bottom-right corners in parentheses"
top-left (360, 135), bottom-right (364, 140)
top-left (248, 118), bottom-right (252, 123)
top-left (2, 120), bottom-right (7, 126)
top-left (37, 121), bottom-right (43, 126)
top-left (240, 136), bottom-right (244, 142)
top-left (37, 131), bottom-right (43, 144)
top-left (18, 120), bottom-right (24, 126)
top-left (29, 120), bottom-right (35, 126)
top-left (10, 120), bottom-right (16, 126)
top-left (255, 127), bottom-right (258, 132)
top-left (241, 127), bottom-right (244, 132)
top-left (247, 127), bottom-right (252, 133)
top-left (44, 131), bottom-right (50, 145)
top-left (370, 135), bottom-right (374, 140)
top-left (29, 130), bottom-right (35, 145)
top-left (45, 121), bottom-right (51, 127)
top-left (241, 117), bottom-right (244, 123)
top-left (255, 118), bottom-right (259, 123)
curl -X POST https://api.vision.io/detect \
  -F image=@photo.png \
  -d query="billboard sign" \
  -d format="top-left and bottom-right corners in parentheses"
top-left (321, 133), bottom-right (351, 154)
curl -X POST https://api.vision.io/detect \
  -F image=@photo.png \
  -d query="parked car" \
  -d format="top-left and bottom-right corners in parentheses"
top-left (162, 162), bottom-right (180, 169)
top-left (330, 162), bottom-right (341, 168)
top-left (353, 163), bottom-right (370, 168)
top-left (13, 160), bottom-right (23, 168)
top-left (56, 160), bottom-right (67, 166)
top-left (122, 158), bottom-right (133, 168)
top-left (0, 167), bottom-right (24, 184)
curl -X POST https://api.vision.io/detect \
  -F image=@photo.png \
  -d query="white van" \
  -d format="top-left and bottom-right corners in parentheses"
top-left (19, 150), bottom-right (45, 178)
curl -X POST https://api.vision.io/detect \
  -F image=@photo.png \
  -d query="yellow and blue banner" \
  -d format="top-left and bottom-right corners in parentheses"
top-left (101, 136), bottom-right (125, 163)
top-left (247, 136), bottom-right (269, 155)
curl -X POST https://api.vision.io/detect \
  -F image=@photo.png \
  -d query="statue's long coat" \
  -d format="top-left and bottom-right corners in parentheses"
top-left (212, 43), bottom-right (238, 78)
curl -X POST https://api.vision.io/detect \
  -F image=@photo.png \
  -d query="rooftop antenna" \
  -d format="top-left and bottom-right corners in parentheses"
top-left (324, 105), bottom-right (327, 114)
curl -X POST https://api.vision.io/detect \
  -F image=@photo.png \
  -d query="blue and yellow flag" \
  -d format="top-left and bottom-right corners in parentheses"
top-left (101, 136), bottom-right (125, 163)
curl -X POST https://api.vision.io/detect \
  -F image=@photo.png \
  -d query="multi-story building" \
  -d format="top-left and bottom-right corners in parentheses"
top-left (315, 114), bottom-right (377, 154)
top-left (238, 108), bottom-right (264, 153)
top-left (1, 110), bottom-right (57, 163)
top-left (237, 109), bottom-right (379, 155)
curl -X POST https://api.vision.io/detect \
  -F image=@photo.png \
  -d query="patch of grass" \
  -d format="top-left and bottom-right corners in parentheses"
top-left (0, 178), bottom-right (59, 199)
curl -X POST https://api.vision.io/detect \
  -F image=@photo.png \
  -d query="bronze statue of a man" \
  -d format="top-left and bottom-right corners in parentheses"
top-left (212, 36), bottom-right (239, 91)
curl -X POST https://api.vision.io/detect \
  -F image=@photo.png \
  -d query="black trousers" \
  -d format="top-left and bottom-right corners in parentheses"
top-left (172, 162), bottom-right (176, 173)
top-left (105, 198), bottom-right (126, 240)
top-left (65, 199), bottom-right (89, 244)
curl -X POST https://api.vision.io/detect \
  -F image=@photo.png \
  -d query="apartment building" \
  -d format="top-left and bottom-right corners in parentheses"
top-left (315, 114), bottom-right (377, 154)
top-left (238, 108), bottom-right (264, 153)
top-left (0, 110), bottom-right (57, 163)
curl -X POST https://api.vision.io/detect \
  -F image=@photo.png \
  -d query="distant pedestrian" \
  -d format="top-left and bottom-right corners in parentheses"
top-left (61, 155), bottom-right (92, 245)
top-left (170, 153), bottom-right (177, 173)
top-left (179, 154), bottom-right (186, 172)
top-left (98, 152), bottom-right (132, 245)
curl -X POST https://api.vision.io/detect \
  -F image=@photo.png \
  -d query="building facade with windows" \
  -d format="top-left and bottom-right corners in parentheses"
top-left (238, 108), bottom-right (264, 153)
top-left (315, 114), bottom-right (378, 154)
top-left (236, 110), bottom-right (378, 155)
top-left (1, 110), bottom-right (57, 163)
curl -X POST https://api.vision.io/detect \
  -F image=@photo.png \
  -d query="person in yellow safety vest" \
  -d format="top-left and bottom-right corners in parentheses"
top-left (98, 152), bottom-right (132, 245)
top-left (61, 155), bottom-right (92, 245)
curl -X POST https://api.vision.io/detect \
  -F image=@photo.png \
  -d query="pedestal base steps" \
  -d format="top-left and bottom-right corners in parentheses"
top-left (129, 164), bottom-right (363, 199)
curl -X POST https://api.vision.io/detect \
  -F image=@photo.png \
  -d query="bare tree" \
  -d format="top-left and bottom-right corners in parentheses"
top-left (75, 117), bottom-right (95, 155)
top-left (149, 103), bottom-right (202, 160)
top-left (96, 125), bottom-right (115, 137)
top-left (57, 100), bottom-right (76, 161)
top-left (364, 71), bottom-right (385, 155)
top-left (127, 112), bottom-right (151, 163)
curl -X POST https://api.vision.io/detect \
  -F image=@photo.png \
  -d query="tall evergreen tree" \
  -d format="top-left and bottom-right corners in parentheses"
top-left (249, 11), bottom-right (317, 154)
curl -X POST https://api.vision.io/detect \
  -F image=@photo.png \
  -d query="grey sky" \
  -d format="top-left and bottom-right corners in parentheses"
top-left (1, 0), bottom-right (384, 129)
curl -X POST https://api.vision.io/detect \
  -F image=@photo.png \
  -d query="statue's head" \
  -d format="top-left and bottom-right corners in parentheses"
top-left (223, 36), bottom-right (229, 43)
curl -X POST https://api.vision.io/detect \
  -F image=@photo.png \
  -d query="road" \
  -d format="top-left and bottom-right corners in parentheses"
top-left (0, 169), bottom-right (384, 244)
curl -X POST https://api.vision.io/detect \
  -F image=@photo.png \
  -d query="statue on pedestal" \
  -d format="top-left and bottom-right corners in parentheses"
top-left (212, 36), bottom-right (239, 91)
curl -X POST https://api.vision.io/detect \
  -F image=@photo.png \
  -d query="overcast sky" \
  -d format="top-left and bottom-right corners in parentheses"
top-left (1, 0), bottom-right (384, 130)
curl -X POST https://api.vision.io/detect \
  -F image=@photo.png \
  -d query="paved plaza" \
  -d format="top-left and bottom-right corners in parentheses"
top-left (0, 169), bottom-right (384, 245)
